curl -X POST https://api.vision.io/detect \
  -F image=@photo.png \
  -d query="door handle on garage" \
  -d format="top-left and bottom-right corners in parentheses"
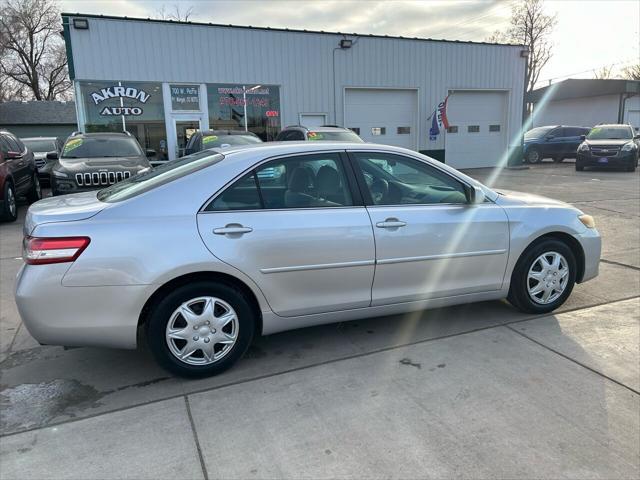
top-left (376, 218), bottom-right (407, 229)
top-left (213, 225), bottom-right (253, 235)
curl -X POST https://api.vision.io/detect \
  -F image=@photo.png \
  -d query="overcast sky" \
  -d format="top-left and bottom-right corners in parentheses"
top-left (59, 0), bottom-right (640, 88)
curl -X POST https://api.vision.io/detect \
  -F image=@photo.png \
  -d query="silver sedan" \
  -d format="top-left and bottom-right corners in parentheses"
top-left (15, 143), bottom-right (601, 377)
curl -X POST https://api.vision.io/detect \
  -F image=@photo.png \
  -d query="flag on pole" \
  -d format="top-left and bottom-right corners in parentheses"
top-left (429, 95), bottom-right (450, 141)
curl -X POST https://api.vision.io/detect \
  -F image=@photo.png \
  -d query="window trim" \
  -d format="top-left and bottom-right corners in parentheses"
top-left (200, 150), bottom-right (365, 213)
top-left (345, 150), bottom-right (476, 207)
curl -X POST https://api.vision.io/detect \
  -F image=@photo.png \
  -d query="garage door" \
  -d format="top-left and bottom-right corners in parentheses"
top-left (345, 89), bottom-right (417, 149)
top-left (444, 91), bottom-right (507, 168)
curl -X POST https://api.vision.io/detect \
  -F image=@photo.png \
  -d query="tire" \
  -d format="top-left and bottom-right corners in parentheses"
top-left (1, 181), bottom-right (18, 222)
top-left (626, 160), bottom-right (636, 172)
top-left (147, 281), bottom-right (257, 378)
top-left (507, 238), bottom-right (577, 315)
top-left (552, 156), bottom-right (563, 163)
top-left (26, 173), bottom-right (41, 204)
top-left (526, 148), bottom-right (541, 164)
top-left (575, 163), bottom-right (584, 171)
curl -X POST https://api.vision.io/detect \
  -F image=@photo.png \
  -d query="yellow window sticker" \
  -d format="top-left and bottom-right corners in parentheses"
top-left (63, 138), bottom-right (83, 154)
top-left (202, 135), bottom-right (219, 146)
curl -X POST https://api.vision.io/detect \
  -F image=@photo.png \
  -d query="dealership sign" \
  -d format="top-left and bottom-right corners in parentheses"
top-left (90, 85), bottom-right (151, 116)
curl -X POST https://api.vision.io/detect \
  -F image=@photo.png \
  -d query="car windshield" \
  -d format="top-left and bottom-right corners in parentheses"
top-left (61, 136), bottom-right (143, 159)
top-left (201, 134), bottom-right (262, 149)
top-left (97, 151), bottom-right (224, 203)
top-left (22, 139), bottom-right (57, 152)
top-left (587, 126), bottom-right (633, 140)
top-left (307, 131), bottom-right (363, 142)
top-left (525, 127), bottom-right (555, 139)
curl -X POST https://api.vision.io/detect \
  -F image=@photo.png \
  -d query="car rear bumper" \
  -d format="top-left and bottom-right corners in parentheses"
top-left (15, 263), bottom-right (155, 349)
top-left (576, 228), bottom-right (601, 283)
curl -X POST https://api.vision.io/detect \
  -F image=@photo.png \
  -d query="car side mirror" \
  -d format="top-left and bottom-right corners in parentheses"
top-left (146, 149), bottom-right (156, 157)
top-left (46, 151), bottom-right (58, 160)
top-left (634, 134), bottom-right (640, 140)
top-left (467, 184), bottom-right (485, 204)
top-left (580, 135), bottom-right (586, 141)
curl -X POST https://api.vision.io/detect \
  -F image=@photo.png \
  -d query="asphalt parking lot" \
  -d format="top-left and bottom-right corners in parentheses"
top-left (0, 162), bottom-right (638, 479)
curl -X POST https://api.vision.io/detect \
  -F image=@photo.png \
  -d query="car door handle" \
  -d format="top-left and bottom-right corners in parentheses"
top-left (213, 225), bottom-right (253, 235)
top-left (376, 219), bottom-right (407, 229)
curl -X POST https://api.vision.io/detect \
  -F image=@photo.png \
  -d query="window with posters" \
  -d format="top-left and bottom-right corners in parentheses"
top-left (78, 81), bottom-right (169, 161)
top-left (207, 84), bottom-right (281, 141)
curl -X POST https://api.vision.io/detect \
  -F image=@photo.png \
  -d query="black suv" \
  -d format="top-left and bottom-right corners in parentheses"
top-left (184, 130), bottom-right (262, 156)
top-left (50, 132), bottom-right (153, 196)
top-left (275, 125), bottom-right (363, 142)
top-left (576, 124), bottom-right (640, 172)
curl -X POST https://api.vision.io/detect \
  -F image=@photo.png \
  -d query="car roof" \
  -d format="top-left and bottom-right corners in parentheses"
top-left (21, 136), bottom-right (58, 140)
top-left (282, 125), bottom-right (353, 132)
top-left (199, 130), bottom-right (257, 136)
top-left (70, 132), bottom-right (133, 138)
top-left (592, 124), bottom-right (631, 128)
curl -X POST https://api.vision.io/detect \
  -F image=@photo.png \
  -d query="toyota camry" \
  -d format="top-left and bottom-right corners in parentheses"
top-left (15, 143), bottom-right (601, 377)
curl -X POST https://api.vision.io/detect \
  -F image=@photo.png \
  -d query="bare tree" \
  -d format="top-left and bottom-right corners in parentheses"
top-left (488, 0), bottom-right (557, 95)
top-left (155, 4), bottom-right (194, 22)
top-left (620, 64), bottom-right (640, 80)
top-left (0, 0), bottom-right (71, 101)
top-left (593, 65), bottom-right (613, 79)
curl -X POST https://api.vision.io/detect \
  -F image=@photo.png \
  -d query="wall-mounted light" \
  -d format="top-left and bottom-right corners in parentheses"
top-left (340, 39), bottom-right (353, 49)
top-left (520, 49), bottom-right (530, 58)
top-left (73, 18), bottom-right (89, 30)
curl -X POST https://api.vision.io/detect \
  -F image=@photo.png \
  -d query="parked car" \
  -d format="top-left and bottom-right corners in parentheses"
top-left (49, 132), bottom-right (153, 196)
top-left (21, 136), bottom-right (64, 185)
top-left (576, 124), bottom-right (640, 172)
top-left (523, 125), bottom-right (591, 163)
top-left (184, 130), bottom-right (262, 156)
top-left (15, 142), bottom-right (601, 377)
top-left (275, 125), bottom-right (364, 142)
top-left (0, 130), bottom-right (41, 222)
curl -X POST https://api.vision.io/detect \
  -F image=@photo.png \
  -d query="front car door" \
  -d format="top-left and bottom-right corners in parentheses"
top-left (197, 151), bottom-right (375, 317)
top-left (2, 134), bottom-right (29, 191)
top-left (349, 151), bottom-right (510, 305)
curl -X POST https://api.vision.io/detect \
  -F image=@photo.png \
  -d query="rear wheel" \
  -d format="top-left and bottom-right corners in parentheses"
top-left (508, 238), bottom-right (577, 314)
top-left (147, 281), bottom-right (256, 378)
top-left (552, 155), bottom-right (563, 163)
top-left (1, 182), bottom-right (18, 222)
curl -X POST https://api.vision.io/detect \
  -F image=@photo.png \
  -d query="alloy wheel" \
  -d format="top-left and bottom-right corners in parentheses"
top-left (7, 186), bottom-right (16, 217)
top-left (165, 296), bottom-right (239, 365)
top-left (527, 251), bottom-right (569, 304)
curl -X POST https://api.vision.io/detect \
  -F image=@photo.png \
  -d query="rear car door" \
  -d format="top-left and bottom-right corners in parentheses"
top-left (197, 151), bottom-right (375, 317)
top-left (350, 151), bottom-right (510, 305)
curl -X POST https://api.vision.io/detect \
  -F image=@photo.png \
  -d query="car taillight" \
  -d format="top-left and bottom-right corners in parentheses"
top-left (23, 236), bottom-right (91, 265)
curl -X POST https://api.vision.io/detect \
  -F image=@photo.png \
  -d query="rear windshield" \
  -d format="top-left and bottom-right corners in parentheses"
top-left (61, 136), bottom-right (143, 159)
top-left (22, 139), bottom-right (57, 152)
top-left (97, 151), bottom-right (224, 203)
top-left (524, 127), bottom-right (555, 139)
top-left (587, 126), bottom-right (633, 140)
top-left (307, 131), bottom-right (363, 142)
top-left (201, 134), bottom-right (262, 149)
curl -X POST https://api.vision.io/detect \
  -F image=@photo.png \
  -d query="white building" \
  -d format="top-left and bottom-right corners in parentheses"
top-left (62, 13), bottom-right (528, 167)
top-left (528, 79), bottom-right (640, 131)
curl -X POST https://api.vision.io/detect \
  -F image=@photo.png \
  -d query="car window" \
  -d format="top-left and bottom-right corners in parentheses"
top-left (0, 136), bottom-right (10, 155)
top-left (307, 131), bottom-right (363, 142)
top-left (4, 134), bottom-right (22, 153)
top-left (353, 152), bottom-right (468, 205)
top-left (201, 134), bottom-right (262, 149)
top-left (525, 126), bottom-right (555, 139)
top-left (206, 153), bottom-right (353, 211)
top-left (22, 139), bottom-right (57, 152)
top-left (281, 130), bottom-right (304, 141)
top-left (207, 172), bottom-right (261, 211)
top-left (587, 126), bottom-right (633, 140)
top-left (61, 136), bottom-right (143, 158)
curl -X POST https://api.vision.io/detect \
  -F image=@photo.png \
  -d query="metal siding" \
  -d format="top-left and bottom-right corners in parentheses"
top-left (68, 17), bottom-right (524, 157)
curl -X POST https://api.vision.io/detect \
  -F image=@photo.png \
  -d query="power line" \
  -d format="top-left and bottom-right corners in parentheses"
top-left (535, 58), bottom-right (638, 86)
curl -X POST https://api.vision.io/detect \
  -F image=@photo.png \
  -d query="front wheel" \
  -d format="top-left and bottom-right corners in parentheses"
top-left (575, 162), bottom-right (584, 171)
top-left (507, 239), bottom-right (577, 314)
top-left (147, 281), bottom-right (257, 378)
top-left (526, 148), bottom-right (541, 164)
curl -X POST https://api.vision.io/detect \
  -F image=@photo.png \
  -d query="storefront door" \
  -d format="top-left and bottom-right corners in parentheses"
top-left (175, 119), bottom-right (201, 157)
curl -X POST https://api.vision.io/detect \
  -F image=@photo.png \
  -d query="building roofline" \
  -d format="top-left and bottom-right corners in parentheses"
top-left (527, 78), bottom-right (640, 103)
top-left (61, 12), bottom-right (525, 48)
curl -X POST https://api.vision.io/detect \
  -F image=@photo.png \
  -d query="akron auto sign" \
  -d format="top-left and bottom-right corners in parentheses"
top-left (90, 85), bottom-right (151, 116)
